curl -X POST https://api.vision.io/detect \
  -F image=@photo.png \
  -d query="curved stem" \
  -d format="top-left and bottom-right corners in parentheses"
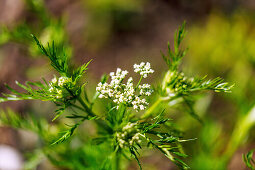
top-left (142, 96), bottom-right (172, 119)
top-left (142, 99), bottom-right (162, 119)
top-left (142, 98), bottom-right (161, 119)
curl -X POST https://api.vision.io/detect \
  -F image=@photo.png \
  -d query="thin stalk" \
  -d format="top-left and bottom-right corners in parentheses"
top-left (111, 146), bottom-right (120, 170)
top-left (114, 150), bottom-right (120, 170)
top-left (65, 87), bottom-right (96, 116)
top-left (77, 96), bottom-right (96, 117)
top-left (135, 76), bottom-right (143, 90)
top-left (77, 96), bottom-right (108, 131)
top-left (90, 92), bottom-right (99, 109)
top-left (72, 90), bottom-right (108, 130)
top-left (83, 87), bottom-right (90, 104)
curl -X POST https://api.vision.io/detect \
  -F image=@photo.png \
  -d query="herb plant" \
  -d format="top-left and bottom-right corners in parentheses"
top-left (0, 23), bottom-right (233, 169)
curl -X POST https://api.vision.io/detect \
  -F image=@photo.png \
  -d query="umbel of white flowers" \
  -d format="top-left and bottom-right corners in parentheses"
top-left (96, 62), bottom-right (154, 111)
top-left (134, 62), bottom-right (154, 78)
top-left (49, 76), bottom-right (72, 99)
top-left (116, 122), bottom-right (142, 148)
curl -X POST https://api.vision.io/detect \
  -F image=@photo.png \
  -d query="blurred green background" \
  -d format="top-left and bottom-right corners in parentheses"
top-left (0, 0), bottom-right (255, 169)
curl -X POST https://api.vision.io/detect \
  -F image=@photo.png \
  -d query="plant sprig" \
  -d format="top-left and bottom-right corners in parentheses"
top-left (0, 22), bottom-right (234, 170)
top-left (143, 22), bottom-right (234, 121)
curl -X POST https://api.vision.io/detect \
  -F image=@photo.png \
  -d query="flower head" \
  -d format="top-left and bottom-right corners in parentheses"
top-left (116, 122), bottom-right (142, 148)
top-left (134, 62), bottom-right (154, 78)
top-left (58, 77), bottom-right (71, 86)
top-left (139, 84), bottom-right (153, 96)
top-left (96, 63), bottom-right (154, 111)
top-left (48, 76), bottom-right (73, 99)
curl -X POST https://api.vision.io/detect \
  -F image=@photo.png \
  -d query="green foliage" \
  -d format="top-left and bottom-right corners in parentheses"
top-left (0, 80), bottom-right (53, 102)
top-left (0, 24), bottom-right (31, 45)
top-left (0, 22), bottom-right (233, 170)
top-left (32, 35), bottom-right (70, 76)
top-left (161, 22), bottom-right (232, 96)
top-left (52, 114), bottom-right (97, 145)
top-left (140, 111), bottom-right (191, 169)
top-left (162, 22), bottom-right (187, 71)
top-left (143, 22), bottom-right (233, 122)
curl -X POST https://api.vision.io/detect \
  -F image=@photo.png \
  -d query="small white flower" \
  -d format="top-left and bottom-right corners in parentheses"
top-left (132, 96), bottom-right (149, 111)
top-left (133, 105), bottom-right (138, 110)
top-left (48, 76), bottom-right (73, 99)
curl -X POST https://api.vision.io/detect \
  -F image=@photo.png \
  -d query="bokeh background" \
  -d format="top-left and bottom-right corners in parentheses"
top-left (1, 0), bottom-right (255, 169)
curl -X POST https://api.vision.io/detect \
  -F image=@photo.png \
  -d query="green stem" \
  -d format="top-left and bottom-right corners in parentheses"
top-left (64, 87), bottom-right (94, 115)
top-left (77, 96), bottom-right (96, 117)
top-left (114, 150), bottom-right (120, 170)
top-left (142, 98), bottom-right (163, 119)
top-left (135, 76), bottom-right (143, 90)
top-left (83, 87), bottom-right (90, 104)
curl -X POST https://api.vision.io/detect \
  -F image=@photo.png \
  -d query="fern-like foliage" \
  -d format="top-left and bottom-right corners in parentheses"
top-left (32, 35), bottom-right (70, 76)
top-left (0, 80), bottom-right (53, 102)
top-left (140, 111), bottom-right (191, 169)
top-left (143, 22), bottom-right (234, 122)
top-left (162, 22), bottom-right (187, 71)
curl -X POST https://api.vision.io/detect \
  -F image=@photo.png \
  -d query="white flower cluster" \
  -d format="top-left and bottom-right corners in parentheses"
top-left (131, 96), bottom-right (148, 111)
top-left (96, 68), bottom-right (131, 103)
top-left (48, 76), bottom-right (72, 99)
top-left (58, 77), bottom-right (70, 86)
top-left (116, 122), bottom-right (142, 148)
top-left (134, 62), bottom-right (154, 78)
top-left (139, 84), bottom-right (153, 96)
top-left (96, 63), bottom-right (154, 111)
top-left (162, 70), bottom-right (195, 97)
